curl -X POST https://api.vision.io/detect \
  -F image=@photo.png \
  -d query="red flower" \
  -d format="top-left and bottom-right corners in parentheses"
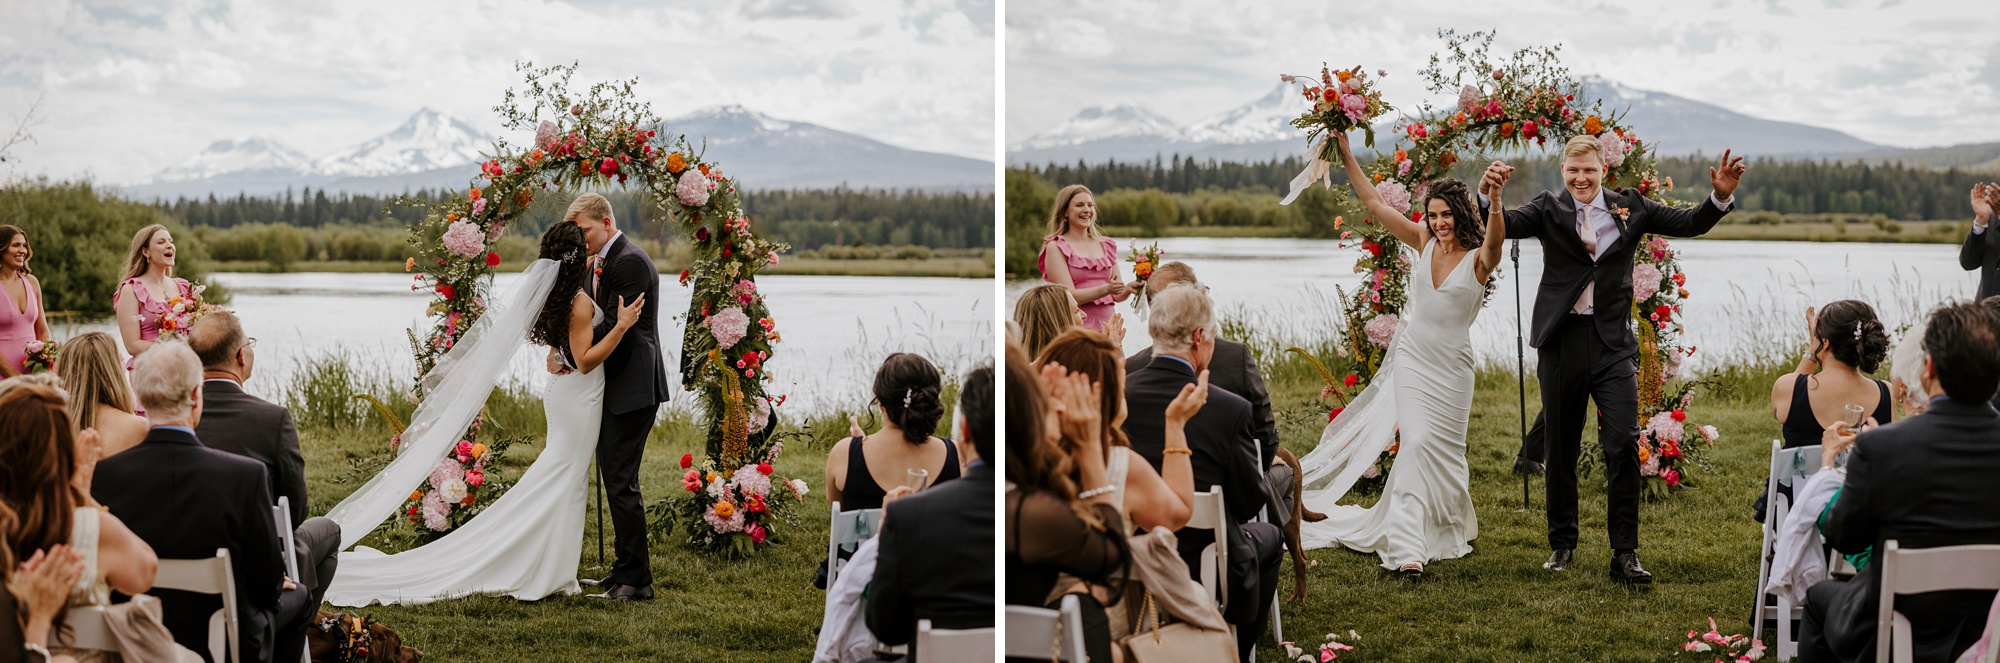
top-left (748, 524), bottom-right (768, 544)
top-left (598, 158), bottom-right (619, 176)
top-left (1655, 305), bottom-right (1673, 321)
top-left (1343, 373), bottom-right (1360, 387)
top-left (678, 269), bottom-right (691, 285)
top-left (481, 160), bottom-right (503, 178)
top-left (485, 252), bottom-right (501, 267)
top-left (1326, 407), bottom-right (1344, 422)
top-left (1364, 241), bottom-right (1383, 257)
top-left (757, 461), bottom-right (773, 475)
top-left (680, 453), bottom-right (693, 469)
top-left (1671, 409), bottom-right (1687, 422)
top-left (465, 469), bottom-right (485, 487)
top-left (1522, 120), bottom-right (1539, 139)
top-left (437, 284), bottom-right (457, 301)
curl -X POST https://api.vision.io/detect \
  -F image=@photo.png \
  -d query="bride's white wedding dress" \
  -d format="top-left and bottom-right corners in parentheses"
top-left (319, 260), bottom-right (603, 606)
top-left (1297, 240), bottom-right (1481, 570)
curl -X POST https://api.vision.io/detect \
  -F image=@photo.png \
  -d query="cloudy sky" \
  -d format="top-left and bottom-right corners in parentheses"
top-left (0, 0), bottom-right (994, 184)
top-left (1007, 0), bottom-right (2000, 149)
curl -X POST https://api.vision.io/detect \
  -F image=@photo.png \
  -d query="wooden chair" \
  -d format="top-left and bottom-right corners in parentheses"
top-left (1875, 540), bottom-right (2000, 662)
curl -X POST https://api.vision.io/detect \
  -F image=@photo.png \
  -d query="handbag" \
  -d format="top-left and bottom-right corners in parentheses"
top-left (1117, 593), bottom-right (1239, 663)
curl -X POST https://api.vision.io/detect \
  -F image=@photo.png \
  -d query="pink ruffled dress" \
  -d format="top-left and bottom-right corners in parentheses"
top-left (114, 277), bottom-right (193, 370)
top-left (0, 277), bottom-right (40, 374)
top-left (1038, 235), bottom-right (1121, 331)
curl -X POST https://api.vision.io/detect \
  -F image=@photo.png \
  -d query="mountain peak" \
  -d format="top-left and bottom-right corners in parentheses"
top-left (151, 135), bottom-right (309, 183)
top-left (667, 105), bottom-right (795, 134)
top-left (1015, 104), bottom-right (1181, 151)
top-left (308, 109), bottom-right (494, 178)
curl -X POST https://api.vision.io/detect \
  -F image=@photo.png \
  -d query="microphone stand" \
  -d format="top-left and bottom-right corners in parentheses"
top-left (1514, 238), bottom-right (1529, 511)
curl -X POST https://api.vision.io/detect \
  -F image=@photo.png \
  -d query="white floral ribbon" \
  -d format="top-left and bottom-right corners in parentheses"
top-left (1280, 135), bottom-right (1334, 206)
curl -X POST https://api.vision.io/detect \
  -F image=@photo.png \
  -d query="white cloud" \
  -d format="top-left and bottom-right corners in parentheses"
top-left (0, 0), bottom-right (994, 184)
top-left (1007, 0), bottom-right (2000, 150)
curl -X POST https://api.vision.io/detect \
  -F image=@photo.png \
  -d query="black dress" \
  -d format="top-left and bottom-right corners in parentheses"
top-left (838, 435), bottom-right (961, 511)
top-left (1755, 374), bottom-right (1892, 521)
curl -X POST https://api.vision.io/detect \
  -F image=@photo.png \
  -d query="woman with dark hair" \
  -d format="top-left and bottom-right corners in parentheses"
top-left (1289, 130), bottom-right (1510, 577)
top-left (1037, 184), bottom-right (1135, 332)
top-left (824, 352), bottom-right (960, 511)
top-left (1752, 300), bottom-right (1894, 522)
top-left (0, 225), bottom-right (49, 377)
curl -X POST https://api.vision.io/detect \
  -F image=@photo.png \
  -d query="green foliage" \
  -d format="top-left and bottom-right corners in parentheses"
top-left (0, 179), bottom-right (223, 314)
top-left (1005, 167), bottom-right (1056, 276)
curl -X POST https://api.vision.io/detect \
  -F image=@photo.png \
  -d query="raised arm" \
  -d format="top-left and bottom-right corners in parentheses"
top-left (1472, 172), bottom-right (1509, 283)
top-left (1964, 183), bottom-right (1994, 271)
top-left (1478, 162), bottom-right (1544, 240)
top-left (568, 291), bottom-right (642, 375)
top-left (1636, 149), bottom-right (1745, 238)
top-left (1335, 132), bottom-right (1427, 249)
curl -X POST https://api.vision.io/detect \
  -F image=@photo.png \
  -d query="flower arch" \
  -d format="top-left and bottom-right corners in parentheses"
top-left (1295, 31), bottom-right (1713, 494)
top-left (395, 63), bottom-right (798, 544)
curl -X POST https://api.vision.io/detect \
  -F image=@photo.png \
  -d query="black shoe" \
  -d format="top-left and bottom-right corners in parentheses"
top-left (1610, 552), bottom-right (1654, 585)
top-left (1543, 549), bottom-right (1574, 571)
top-left (1513, 455), bottom-right (1545, 477)
top-left (588, 583), bottom-right (655, 601)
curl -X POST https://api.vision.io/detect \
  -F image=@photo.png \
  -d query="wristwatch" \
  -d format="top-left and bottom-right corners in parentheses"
top-left (23, 643), bottom-right (52, 663)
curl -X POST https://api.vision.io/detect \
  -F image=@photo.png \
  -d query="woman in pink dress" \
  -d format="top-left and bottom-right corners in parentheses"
top-left (0, 225), bottom-right (50, 376)
top-left (112, 224), bottom-right (194, 371)
top-left (1037, 185), bottom-right (1137, 332)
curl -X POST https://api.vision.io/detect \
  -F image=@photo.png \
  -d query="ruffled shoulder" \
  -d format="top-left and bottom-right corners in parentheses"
top-left (1046, 235), bottom-right (1117, 270)
top-left (112, 277), bottom-right (144, 304)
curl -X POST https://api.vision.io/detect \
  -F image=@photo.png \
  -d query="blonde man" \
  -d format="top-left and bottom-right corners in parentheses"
top-left (1479, 136), bottom-right (1747, 583)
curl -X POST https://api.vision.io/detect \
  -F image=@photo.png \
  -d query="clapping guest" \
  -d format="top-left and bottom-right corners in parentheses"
top-left (1759, 301), bottom-right (1893, 522)
top-left (825, 353), bottom-right (960, 511)
top-left (1959, 183), bottom-right (2000, 301)
top-left (1035, 328), bottom-right (1199, 534)
top-left (1800, 301), bottom-right (2000, 662)
top-left (2, 499), bottom-right (87, 663)
top-left (53, 332), bottom-right (150, 459)
top-left (111, 225), bottom-right (194, 372)
top-left (1038, 185), bottom-right (1136, 333)
top-left (0, 226), bottom-right (49, 378)
top-left (1014, 284), bottom-right (1084, 360)
top-left (1004, 340), bottom-right (1128, 663)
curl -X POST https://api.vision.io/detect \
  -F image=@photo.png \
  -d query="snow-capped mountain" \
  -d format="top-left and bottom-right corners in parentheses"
top-left (120, 106), bottom-right (992, 200)
top-left (1014, 105), bottom-right (1182, 151)
top-left (308, 108), bottom-right (494, 178)
top-left (1182, 84), bottom-right (1305, 145)
top-left (152, 137), bottom-right (311, 183)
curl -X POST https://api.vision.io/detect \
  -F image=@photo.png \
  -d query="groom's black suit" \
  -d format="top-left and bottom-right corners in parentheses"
top-left (593, 232), bottom-right (669, 588)
top-left (1490, 187), bottom-right (1730, 551)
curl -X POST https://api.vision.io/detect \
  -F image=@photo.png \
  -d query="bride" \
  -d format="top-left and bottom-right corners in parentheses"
top-left (321, 222), bottom-right (644, 605)
top-left (1294, 132), bottom-right (1506, 577)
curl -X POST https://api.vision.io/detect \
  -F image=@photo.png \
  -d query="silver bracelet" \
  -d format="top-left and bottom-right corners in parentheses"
top-left (1078, 485), bottom-right (1115, 499)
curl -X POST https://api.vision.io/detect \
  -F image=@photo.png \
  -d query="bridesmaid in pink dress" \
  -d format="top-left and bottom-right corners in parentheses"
top-left (0, 225), bottom-right (50, 376)
top-left (112, 224), bottom-right (193, 371)
top-left (1036, 185), bottom-right (1137, 333)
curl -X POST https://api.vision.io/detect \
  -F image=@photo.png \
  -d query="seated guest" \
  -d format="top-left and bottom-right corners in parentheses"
top-left (1121, 284), bottom-right (1279, 663)
top-left (54, 332), bottom-right (150, 459)
top-left (825, 353), bottom-right (960, 511)
top-left (92, 342), bottom-right (302, 663)
top-left (1887, 319), bottom-right (1930, 418)
top-left (3, 504), bottom-right (87, 663)
top-left (1004, 340), bottom-right (1128, 663)
top-left (185, 312), bottom-right (340, 614)
top-left (1800, 301), bottom-right (2000, 663)
top-left (864, 364), bottom-right (994, 655)
top-left (1760, 301), bottom-right (1893, 521)
top-left (1013, 283), bottom-right (1086, 360)
top-left (1035, 328), bottom-right (1196, 534)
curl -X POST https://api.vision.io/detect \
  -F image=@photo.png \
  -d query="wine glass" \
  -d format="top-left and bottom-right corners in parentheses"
top-left (905, 467), bottom-right (930, 492)
top-left (1837, 404), bottom-right (1866, 466)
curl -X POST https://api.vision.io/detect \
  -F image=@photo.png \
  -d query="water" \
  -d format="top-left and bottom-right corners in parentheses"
top-left (1007, 237), bottom-right (1974, 369)
top-left (65, 272), bottom-right (993, 414)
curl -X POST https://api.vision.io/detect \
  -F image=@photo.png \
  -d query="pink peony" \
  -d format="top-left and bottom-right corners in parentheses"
top-left (1641, 452), bottom-right (1661, 477)
top-left (1599, 132), bottom-right (1629, 167)
top-left (1457, 85), bottom-right (1480, 115)
top-left (535, 121), bottom-right (559, 150)
top-left (1632, 263), bottom-right (1663, 302)
top-left (421, 491), bottom-right (451, 531)
top-left (442, 221), bottom-right (485, 260)
top-left (1341, 94), bottom-right (1368, 123)
top-left (429, 458), bottom-right (464, 491)
top-left (706, 307), bottom-right (751, 349)
top-left (472, 198), bottom-right (487, 217)
top-left (1364, 313), bottom-right (1400, 348)
top-left (703, 503), bottom-right (745, 533)
top-left (1398, 159), bottom-right (1412, 177)
top-left (733, 280), bottom-right (758, 306)
top-left (732, 464), bottom-right (772, 498)
top-left (1375, 180), bottom-right (1412, 214)
top-left (1646, 411), bottom-right (1684, 444)
top-left (24, 340), bottom-right (42, 353)
top-left (676, 169), bottom-right (711, 207)
top-left (748, 398), bottom-right (772, 435)
top-left (453, 440), bottom-right (474, 463)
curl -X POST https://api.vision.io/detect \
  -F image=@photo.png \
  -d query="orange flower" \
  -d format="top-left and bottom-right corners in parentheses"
top-left (469, 187), bottom-right (482, 201)
top-left (715, 500), bottom-right (736, 518)
top-left (1500, 122), bottom-right (1516, 138)
top-left (409, 490), bottom-right (424, 501)
top-left (447, 213), bottom-right (458, 222)
top-left (698, 163), bottom-right (711, 176)
top-left (1334, 216), bottom-right (1344, 229)
top-left (1335, 70), bottom-right (1353, 83)
top-left (1371, 173), bottom-right (1384, 183)
top-left (1452, 112), bottom-right (1466, 126)
top-left (666, 152), bottom-right (687, 174)
top-left (1133, 261), bottom-right (1153, 279)
top-left (460, 494), bottom-right (476, 507)
top-left (1393, 149), bottom-right (1407, 163)
top-left (405, 257), bottom-right (416, 272)
top-left (1584, 116), bottom-right (1603, 135)
top-left (1439, 152), bottom-right (1458, 168)
top-left (470, 442), bottom-right (488, 459)
top-left (529, 148), bottom-right (544, 162)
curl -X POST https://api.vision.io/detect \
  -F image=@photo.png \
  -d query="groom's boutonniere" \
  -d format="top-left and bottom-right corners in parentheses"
top-left (1613, 206), bottom-right (1632, 223)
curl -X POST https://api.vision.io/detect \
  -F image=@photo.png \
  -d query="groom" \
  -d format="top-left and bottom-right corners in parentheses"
top-left (551, 192), bottom-right (670, 601)
top-left (1482, 136), bottom-right (1746, 583)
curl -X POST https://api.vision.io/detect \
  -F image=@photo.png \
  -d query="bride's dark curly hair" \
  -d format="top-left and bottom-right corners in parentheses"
top-left (1422, 178), bottom-right (1500, 304)
top-left (529, 223), bottom-right (591, 361)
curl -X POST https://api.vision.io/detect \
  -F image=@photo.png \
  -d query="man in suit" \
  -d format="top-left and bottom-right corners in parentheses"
top-left (1125, 261), bottom-right (1292, 521)
top-left (1800, 302), bottom-right (2000, 663)
top-left (1482, 137), bottom-right (1746, 583)
top-left (865, 365), bottom-right (994, 650)
top-left (94, 341), bottom-right (303, 663)
top-left (186, 311), bottom-right (342, 612)
top-left (551, 192), bottom-right (669, 601)
top-left (1959, 183), bottom-right (2000, 301)
top-left (1122, 284), bottom-right (1279, 662)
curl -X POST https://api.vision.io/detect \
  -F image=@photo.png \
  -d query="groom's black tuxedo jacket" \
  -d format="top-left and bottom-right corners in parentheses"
top-left (1958, 225), bottom-right (2000, 301)
top-left (1813, 397), bottom-right (2000, 661)
top-left (1490, 188), bottom-right (1729, 359)
top-left (594, 233), bottom-right (669, 415)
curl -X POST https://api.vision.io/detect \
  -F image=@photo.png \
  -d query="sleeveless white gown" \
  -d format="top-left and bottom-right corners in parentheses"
top-left (325, 303), bottom-right (604, 606)
top-left (1297, 240), bottom-right (1482, 570)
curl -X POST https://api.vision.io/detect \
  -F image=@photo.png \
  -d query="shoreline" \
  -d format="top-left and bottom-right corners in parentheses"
top-left (207, 256), bottom-right (995, 279)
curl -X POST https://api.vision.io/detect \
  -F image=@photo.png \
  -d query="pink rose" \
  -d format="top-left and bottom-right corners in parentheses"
top-left (748, 524), bottom-right (768, 544)
top-left (24, 340), bottom-right (43, 353)
top-left (1662, 466), bottom-right (1681, 487)
top-left (464, 469), bottom-right (484, 487)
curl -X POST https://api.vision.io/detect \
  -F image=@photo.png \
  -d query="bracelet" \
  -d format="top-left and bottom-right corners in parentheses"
top-left (1803, 352), bottom-right (1820, 364)
top-left (1078, 485), bottom-right (1115, 499)
top-left (1161, 447), bottom-right (1193, 456)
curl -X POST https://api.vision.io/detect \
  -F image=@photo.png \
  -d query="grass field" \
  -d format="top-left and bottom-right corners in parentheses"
top-left (287, 355), bottom-right (933, 662)
top-left (1248, 325), bottom-right (1806, 661)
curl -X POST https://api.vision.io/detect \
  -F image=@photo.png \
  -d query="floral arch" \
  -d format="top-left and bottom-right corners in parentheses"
top-left (395, 63), bottom-right (796, 551)
top-left (1296, 32), bottom-right (1714, 495)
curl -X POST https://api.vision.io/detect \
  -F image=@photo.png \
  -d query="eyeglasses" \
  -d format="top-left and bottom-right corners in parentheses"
top-left (239, 338), bottom-right (257, 353)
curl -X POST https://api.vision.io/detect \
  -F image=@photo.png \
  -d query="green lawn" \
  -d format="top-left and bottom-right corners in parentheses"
top-left (1256, 348), bottom-right (1796, 661)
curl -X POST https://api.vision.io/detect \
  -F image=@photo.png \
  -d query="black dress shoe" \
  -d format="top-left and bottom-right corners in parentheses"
top-left (1543, 549), bottom-right (1574, 571)
top-left (588, 583), bottom-right (655, 601)
top-left (1610, 552), bottom-right (1654, 584)
top-left (1513, 455), bottom-right (1545, 477)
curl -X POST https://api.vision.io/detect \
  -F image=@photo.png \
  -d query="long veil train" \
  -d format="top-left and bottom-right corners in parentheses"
top-left (323, 259), bottom-right (560, 549)
top-left (1294, 322), bottom-right (1406, 543)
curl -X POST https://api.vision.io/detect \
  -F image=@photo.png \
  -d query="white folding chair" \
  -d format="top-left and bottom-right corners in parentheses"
top-left (826, 501), bottom-right (883, 589)
top-left (274, 495), bottom-right (299, 580)
top-left (1004, 594), bottom-right (1088, 662)
top-left (1754, 440), bottom-right (1825, 661)
top-left (52, 605), bottom-right (119, 653)
top-left (1875, 540), bottom-right (2000, 663)
top-left (1255, 506), bottom-right (1284, 643)
top-left (154, 548), bottom-right (239, 663)
top-left (915, 619), bottom-right (994, 663)
top-left (1183, 485), bottom-right (1234, 646)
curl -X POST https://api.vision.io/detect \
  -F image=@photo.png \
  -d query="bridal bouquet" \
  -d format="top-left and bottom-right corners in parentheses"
top-left (21, 339), bottom-right (60, 374)
top-left (1285, 64), bottom-right (1392, 161)
top-left (1127, 242), bottom-right (1163, 315)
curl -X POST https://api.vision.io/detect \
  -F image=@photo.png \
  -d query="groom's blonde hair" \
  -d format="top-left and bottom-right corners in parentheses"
top-left (1563, 135), bottom-right (1604, 162)
top-left (565, 192), bottom-right (614, 226)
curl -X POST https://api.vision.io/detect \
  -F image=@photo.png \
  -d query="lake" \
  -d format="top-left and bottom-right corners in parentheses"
top-left (63, 272), bottom-right (994, 415)
top-left (1006, 237), bottom-right (1975, 369)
